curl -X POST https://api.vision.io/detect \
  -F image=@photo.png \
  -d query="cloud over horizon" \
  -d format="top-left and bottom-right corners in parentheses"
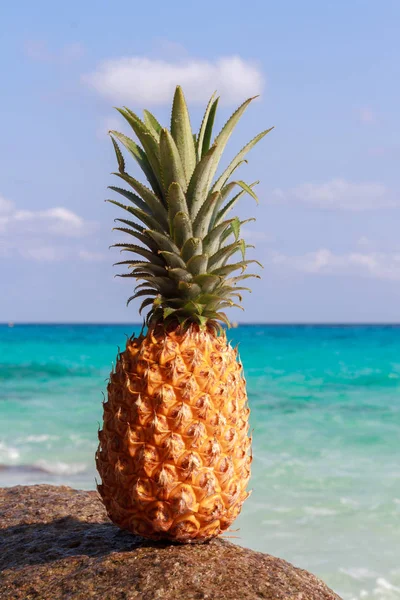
top-left (0, 195), bottom-right (99, 262)
top-left (0, 198), bottom-right (92, 238)
top-left (82, 55), bottom-right (264, 105)
top-left (271, 248), bottom-right (400, 281)
top-left (271, 179), bottom-right (397, 211)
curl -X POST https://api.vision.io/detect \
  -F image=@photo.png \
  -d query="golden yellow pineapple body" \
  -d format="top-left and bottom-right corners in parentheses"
top-left (96, 325), bottom-right (251, 543)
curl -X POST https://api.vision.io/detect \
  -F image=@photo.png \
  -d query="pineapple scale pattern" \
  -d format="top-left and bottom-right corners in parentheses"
top-left (96, 326), bottom-right (252, 542)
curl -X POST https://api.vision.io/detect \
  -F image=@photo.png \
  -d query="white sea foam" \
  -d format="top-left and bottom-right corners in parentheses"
top-left (271, 506), bottom-right (293, 513)
top-left (261, 519), bottom-right (282, 526)
top-left (0, 441), bottom-right (20, 461)
top-left (68, 433), bottom-right (92, 448)
top-left (23, 434), bottom-right (59, 443)
top-left (303, 506), bottom-right (337, 516)
top-left (346, 578), bottom-right (400, 600)
top-left (34, 460), bottom-right (87, 475)
top-left (340, 567), bottom-right (378, 580)
top-left (375, 578), bottom-right (400, 593)
top-left (363, 578), bottom-right (400, 599)
top-left (345, 577), bottom-right (400, 600)
top-left (340, 497), bottom-right (360, 507)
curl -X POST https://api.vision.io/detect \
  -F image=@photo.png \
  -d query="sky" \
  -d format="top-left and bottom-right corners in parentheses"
top-left (1, 0), bottom-right (400, 323)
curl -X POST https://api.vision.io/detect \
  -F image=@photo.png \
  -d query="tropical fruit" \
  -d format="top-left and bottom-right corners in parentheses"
top-left (96, 86), bottom-right (272, 542)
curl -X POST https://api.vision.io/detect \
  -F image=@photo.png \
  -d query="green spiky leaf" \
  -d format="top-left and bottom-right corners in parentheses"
top-left (159, 128), bottom-right (187, 192)
top-left (202, 219), bottom-right (235, 255)
top-left (193, 273), bottom-right (222, 293)
top-left (163, 307), bottom-right (177, 319)
top-left (230, 217), bottom-right (241, 241)
top-left (106, 199), bottom-right (164, 233)
top-left (208, 239), bottom-right (250, 270)
top-left (187, 145), bottom-right (217, 219)
top-left (186, 253), bottom-right (208, 276)
top-left (110, 136), bottom-right (125, 173)
top-left (205, 96), bottom-right (258, 191)
top-left (145, 230), bottom-right (180, 255)
top-left (193, 191), bottom-right (221, 239)
top-left (172, 212), bottom-right (192, 248)
top-left (107, 88), bottom-right (271, 327)
top-left (181, 237), bottom-right (202, 262)
top-left (111, 243), bottom-right (164, 266)
top-left (167, 182), bottom-right (190, 235)
top-left (236, 180), bottom-right (259, 203)
top-left (127, 289), bottom-right (158, 306)
top-left (196, 92), bottom-right (217, 161)
top-left (171, 86), bottom-right (196, 183)
top-left (213, 127), bottom-right (273, 192)
top-left (167, 267), bottom-right (193, 282)
top-left (112, 228), bottom-right (159, 253)
top-left (213, 181), bottom-right (259, 226)
top-left (116, 108), bottom-right (163, 191)
top-left (200, 97), bottom-right (219, 158)
top-left (113, 173), bottom-right (169, 228)
top-left (110, 131), bottom-right (162, 196)
top-left (158, 251), bottom-right (187, 269)
top-left (143, 110), bottom-right (162, 138)
top-left (139, 297), bottom-right (157, 314)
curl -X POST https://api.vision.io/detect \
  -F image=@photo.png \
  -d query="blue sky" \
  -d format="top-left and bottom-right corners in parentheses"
top-left (1, 0), bottom-right (400, 322)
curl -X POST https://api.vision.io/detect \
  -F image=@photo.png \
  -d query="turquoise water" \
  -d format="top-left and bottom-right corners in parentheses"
top-left (1, 324), bottom-right (399, 599)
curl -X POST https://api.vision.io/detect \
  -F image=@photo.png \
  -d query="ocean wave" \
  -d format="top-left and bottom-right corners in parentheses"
top-left (0, 441), bottom-right (20, 461)
top-left (17, 434), bottom-right (59, 443)
top-left (371, 578), bottom-right (400, 599)
top-left (0, 363), bottom-right (98, 380)
top-left (340, 497), bottom-right (360, 507)
top-left (0, 464), bottom-right (49, 474)
top-left (303, 506), bottom-right (337, 516)
top-left (340, 573), bottom-right (400, 599)
top-left (338, 372), bottom-right (400, 388)
top-left (34, 460), bottom-right (88, 475)
top-left (340, 567), bottom-right (378, 581)
top-left (0, 461), bottom-right (88, 476)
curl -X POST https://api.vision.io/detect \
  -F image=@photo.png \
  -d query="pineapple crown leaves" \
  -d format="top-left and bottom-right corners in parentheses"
top-left (107, 85), bottom-right (272, 328)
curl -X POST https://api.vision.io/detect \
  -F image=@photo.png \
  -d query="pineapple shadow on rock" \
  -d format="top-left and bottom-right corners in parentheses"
top-left (96, 86), bottom-right (273, 543)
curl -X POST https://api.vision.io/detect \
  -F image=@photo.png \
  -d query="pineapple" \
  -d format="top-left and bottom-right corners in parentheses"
top-left (96, 86), bottom-right (272, 543)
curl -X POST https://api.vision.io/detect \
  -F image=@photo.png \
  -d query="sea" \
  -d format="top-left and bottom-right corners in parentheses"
top-left (0, 323), bottom-right (399, 600)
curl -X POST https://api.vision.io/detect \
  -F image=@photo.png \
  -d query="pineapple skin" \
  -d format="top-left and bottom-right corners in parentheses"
top-left (96, 325), bottom-right (251, 543)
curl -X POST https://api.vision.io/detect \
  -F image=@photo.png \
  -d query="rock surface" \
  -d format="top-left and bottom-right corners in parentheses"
top-left (0, 485), bottom-right (342, 600)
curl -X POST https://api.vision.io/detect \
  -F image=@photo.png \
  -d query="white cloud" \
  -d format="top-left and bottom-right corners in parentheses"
top-left (0, 203), bottom-right (92, 237)
top-left (271, 248), bottom-right (400, 281)
top-left (0, 195), bottom-right (99, 261)
top-left (24, 40), bottom-right (84, 64)
top-left (271, 179), bottom-right (397, 211)
top-left (0, 195), bottom-right (14, 215)
top-left (83, 55), bottom-right (264, 105)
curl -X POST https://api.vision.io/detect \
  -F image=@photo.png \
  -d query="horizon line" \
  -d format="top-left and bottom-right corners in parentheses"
top-left (2, 322), bottom-right (400, 326)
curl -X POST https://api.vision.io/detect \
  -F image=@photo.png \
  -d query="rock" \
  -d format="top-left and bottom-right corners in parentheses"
top-left (0, 485), bottom-right (342, 600)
